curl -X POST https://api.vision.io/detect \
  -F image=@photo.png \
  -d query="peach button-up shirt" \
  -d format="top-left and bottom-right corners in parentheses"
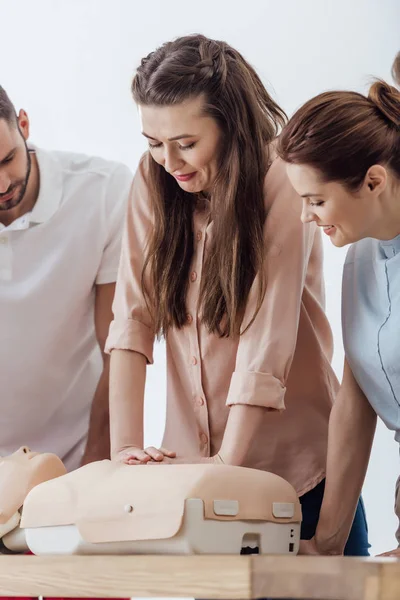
top-left (106, 152), bottom-right (339, 496)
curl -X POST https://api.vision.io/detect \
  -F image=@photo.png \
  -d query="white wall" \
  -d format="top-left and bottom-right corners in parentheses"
top-left (1, 0), bottom-right (399, 558)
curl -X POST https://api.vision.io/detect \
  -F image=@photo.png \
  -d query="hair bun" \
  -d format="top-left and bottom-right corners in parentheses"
top-left (368, 79), bottom-right (400, 128)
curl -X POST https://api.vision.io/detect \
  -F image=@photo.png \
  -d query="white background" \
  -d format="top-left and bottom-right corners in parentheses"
top-left (1, 0), bottom-right (399, 561)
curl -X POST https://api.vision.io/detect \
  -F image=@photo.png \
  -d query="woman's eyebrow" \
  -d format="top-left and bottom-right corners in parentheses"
top-left (142, 132), bottom-right (195, 141)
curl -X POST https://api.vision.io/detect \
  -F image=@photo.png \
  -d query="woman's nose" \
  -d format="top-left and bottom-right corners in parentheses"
top-left (164, 148), bottom-right (183, 174)
top-left (301, 202), bottom-right (315, 224)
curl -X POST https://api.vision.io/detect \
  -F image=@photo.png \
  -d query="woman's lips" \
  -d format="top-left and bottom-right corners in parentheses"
top-left (175, 172), bottom-right (196, 182)
top-left (322, 225), bottom-right (336, 236)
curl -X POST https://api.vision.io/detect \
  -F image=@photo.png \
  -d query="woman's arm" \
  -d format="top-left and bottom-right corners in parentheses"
top-left (105, 156), bottom-right (176, 465)
top-left (218, 404), bottom-right (266, 464)
top-left (109, 349), bottom-right (147, 458)
top-left (313, 360), bottom-right (377, 554)
top-left (110, 349), bottom-right (177, 463)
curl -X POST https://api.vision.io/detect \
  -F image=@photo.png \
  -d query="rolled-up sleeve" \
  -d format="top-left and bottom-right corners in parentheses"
top-left (226, 157), bottom-right (316, 410)
top-left (105, 154), bottom-right (155, 364)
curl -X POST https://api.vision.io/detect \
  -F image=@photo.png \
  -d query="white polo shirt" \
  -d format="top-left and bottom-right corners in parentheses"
top-left (0, 146), bottom-right (132, 470)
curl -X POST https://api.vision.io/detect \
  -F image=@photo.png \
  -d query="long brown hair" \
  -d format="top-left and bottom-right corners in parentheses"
top-left (132, 34), bottom-right (286, 338)
top-left (277, 80), bottom-right (400, 190)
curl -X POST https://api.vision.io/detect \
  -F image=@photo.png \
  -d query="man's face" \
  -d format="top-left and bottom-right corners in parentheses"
top-left (0, 115), bottom-right (31, 213)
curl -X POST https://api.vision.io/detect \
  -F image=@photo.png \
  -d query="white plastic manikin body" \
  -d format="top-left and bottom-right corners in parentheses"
top-left (21, 460), bottom-right (302, 555)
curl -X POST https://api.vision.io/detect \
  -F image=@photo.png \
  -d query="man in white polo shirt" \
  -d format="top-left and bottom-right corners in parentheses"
top-left (0, 86), bottom-right (132, 471)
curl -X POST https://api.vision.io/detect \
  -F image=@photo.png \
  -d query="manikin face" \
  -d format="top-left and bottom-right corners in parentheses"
top-left (139, 95), bottom-right (222, 194)
top-left (0, 112), bottom-right (31, 215)
top-left (286, 163), bottom-right (390, 247)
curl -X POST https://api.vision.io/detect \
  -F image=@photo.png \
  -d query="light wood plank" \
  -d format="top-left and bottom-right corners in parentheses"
top-left (0, 555), bottom-right (251, 599)
top-left (0, 554), bottom-right (399, 599)
top-left (251, 556), bottom-right (383, 600)
top-left (379, 561), bottom-right (400, 600)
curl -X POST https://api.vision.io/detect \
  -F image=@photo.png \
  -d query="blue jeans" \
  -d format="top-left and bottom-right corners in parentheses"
top-left (300, 478), bottom-right (370, 556)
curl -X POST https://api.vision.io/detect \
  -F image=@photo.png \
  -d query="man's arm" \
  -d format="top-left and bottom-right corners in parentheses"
top-left (81, 282), bottom-right (115, 465)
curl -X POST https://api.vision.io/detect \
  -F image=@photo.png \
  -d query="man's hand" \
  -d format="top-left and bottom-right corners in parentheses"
top-left (378, 547), bottom-right (400, 558)
top-left (81, 283), bottom-right (116, 467)
top-left (114, 446), bottom-right (176, 465)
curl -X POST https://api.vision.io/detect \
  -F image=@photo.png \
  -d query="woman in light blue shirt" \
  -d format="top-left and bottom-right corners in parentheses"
top-left (277, 77), bottom-right (400, 557)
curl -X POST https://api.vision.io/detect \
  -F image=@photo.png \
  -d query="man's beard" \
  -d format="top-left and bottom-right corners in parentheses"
top-left (0, 142), bottom-right (32, 212)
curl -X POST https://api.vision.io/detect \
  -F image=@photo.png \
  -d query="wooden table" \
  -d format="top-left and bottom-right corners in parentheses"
top-left (0, 555), bottom-right (399, 600)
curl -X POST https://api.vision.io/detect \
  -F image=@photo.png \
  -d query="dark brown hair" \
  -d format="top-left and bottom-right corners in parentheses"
top-left (277, 80), bottom-right (400, 190)
top-left (132, 34), bottom-right (286, 337)
top-left (0, 87), bottom-right (17, 126)
top-left (392, 51), bottom-right (400, 86)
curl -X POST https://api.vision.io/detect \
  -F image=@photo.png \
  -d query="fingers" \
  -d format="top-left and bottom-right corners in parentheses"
top-left (144, 446), bottom-right (165, 461)
top-left (117, 448), bottom-right (151, 464)
top-left (378, 548), bottom-right (400, 558)
top-left (159, 447), bottom-right (177, 457)
top-left (114, 446), bottom-right (177, 466)
top-left (147, 456), bottom-right (174, 465)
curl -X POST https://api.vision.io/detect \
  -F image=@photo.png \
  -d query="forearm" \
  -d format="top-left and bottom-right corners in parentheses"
top-left (82, 358), bottom-right (111, 464)
top-left (109, 348), bottom-right (147, 457)
top-left (315, 363), bottom-right (377, 553)
top-left (219, 404), bottom-right (266, 465)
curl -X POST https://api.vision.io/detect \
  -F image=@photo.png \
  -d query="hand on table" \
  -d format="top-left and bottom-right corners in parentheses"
top-left (299, 537), bottom-right (344, 556)
top-left (299, 538), bottom-right (322, 555)
top-left (378, 547), bottom-right (400, 558)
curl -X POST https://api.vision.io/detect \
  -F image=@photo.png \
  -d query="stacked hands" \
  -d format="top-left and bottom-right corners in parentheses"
top-left (114, 446), bottom-right (224, 466)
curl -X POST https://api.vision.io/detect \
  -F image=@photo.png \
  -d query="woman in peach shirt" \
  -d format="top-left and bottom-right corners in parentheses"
top-left (106, 34), bottom-right (368, 554)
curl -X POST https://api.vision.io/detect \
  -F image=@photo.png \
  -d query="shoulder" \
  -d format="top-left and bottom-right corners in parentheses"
top-left (134, 151), bottom-right (152, 186)
top-left (263, 142), bottom-right (298, 207)
top-left (262, 143), bottom-right (304, 230)
top-left (344, 238), bottom-right (376, 268)
top-left (129, 152), bottom-right (154, 209)
top-left (47, 148), bottom-right (132, 188)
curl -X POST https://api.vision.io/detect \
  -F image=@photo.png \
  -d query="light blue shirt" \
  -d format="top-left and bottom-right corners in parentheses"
top-left (342, 234), bottom-right (400, 443)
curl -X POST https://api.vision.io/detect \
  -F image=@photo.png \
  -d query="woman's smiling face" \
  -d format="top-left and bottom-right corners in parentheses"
top-left (139, 95), bottom-right (222, 194)
top-left (286, 163), bottom-right (385, 247)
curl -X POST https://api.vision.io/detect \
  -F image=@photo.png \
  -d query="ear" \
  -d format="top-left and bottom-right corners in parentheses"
top-left (16, 109), bottom-right (30, 141)
top-left (364, 165), bottom-right (387, 195)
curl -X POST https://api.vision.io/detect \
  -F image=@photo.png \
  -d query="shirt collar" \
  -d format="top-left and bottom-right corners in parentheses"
top-left (379, 233), bottom-right (400, 259)
top-left (29, 144), bottom-right (63, 225)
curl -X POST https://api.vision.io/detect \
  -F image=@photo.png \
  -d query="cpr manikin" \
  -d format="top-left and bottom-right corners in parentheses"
top-left (21, 460), bottom-right (302, 555)
top-left (0, 447), bottom-right (66, 553)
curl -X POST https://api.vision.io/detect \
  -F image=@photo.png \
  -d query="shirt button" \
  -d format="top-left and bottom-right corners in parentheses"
top-left (196, 231), bottom-right (202, 241)
top-left (195, 396), bottom-right (205, 406)
top-left (0, 238), bottom-right (7, 244)
top-left (191, 356), bottom-right (198, 366)
top-left (190, 271), bottom-right (197, 282)
top-left (186, 313), bottom-right (193, 325)
top-left (200, 433), bottom-right (208, 445)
